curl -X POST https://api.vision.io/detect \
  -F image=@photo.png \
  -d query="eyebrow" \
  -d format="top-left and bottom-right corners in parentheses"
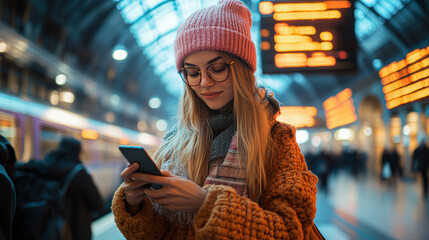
top-left (183, 56), bottom-right (223, 67)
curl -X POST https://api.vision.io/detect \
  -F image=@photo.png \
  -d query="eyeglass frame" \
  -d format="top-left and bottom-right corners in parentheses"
top-left (178, 60), bottom-right (235, 86)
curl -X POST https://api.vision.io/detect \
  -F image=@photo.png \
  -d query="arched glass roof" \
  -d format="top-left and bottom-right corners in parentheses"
top-left (112, 0), bottom-right (420, 107)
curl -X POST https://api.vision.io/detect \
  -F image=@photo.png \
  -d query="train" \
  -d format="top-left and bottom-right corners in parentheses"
top-left (0, 91), bottom-right (162, 202)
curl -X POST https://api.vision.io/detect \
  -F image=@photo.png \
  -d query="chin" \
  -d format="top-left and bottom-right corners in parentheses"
top-left (205, 103), bottom-right (223, 110)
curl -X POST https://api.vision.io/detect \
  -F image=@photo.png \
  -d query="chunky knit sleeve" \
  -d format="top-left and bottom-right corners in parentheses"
top-left (193, 122), bottom-right (318, 240)
top-left (263, 122), bottom-right (318, 237)
top-left (111, 185), bottom-right (167, 240)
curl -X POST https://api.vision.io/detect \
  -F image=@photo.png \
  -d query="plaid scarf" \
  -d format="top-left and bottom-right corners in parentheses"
top-left (204, 135), bottom-right (247, 197)
top-left (204, 110), bottom-right (247, 197)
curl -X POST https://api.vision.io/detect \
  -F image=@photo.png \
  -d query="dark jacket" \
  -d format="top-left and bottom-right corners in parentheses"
top-left (0, 135), bottom-right (16, 240)
top-left (0, 165), bottom-right (15, 240)
top-left (44, 141), bottom-right (104, 240)
top-left (412, 143), bottom-right (429, 172)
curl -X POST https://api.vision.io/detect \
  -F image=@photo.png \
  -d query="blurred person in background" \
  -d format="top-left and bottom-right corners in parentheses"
top-left (412, 137), bottom-right (429, 199)
top-left (0, 135), bottom-right (16, 240)
top-left (381, 145), bottom-right (400, 185)
top-left (389, 146), bottom-right (401, 185)
top-left (111, 1), bottom-right (320, 239)
top-left (44, 136), bottom-right (104, 240)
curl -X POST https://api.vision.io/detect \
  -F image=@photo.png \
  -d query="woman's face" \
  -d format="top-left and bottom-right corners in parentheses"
top-left (183, 50), bottom-right (234, 110)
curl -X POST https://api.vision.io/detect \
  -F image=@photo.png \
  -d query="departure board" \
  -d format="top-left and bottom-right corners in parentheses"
top-left (259, 0), bottom-right (356, 74)
top-left (379, 46), bottom-right (429, 109)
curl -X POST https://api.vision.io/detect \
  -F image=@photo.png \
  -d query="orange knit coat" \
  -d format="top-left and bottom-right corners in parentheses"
top-left (111, 122), bottom-right (318, 239)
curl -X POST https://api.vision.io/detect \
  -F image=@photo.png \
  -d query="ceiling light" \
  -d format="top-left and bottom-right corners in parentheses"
top-left (50, 91), bottom-right (59, 105)
top-left (0, 40), bottom-right (8, 53)
top-left (55, 74), bottom-right (67, 85)
top-left (149, 97), bottom-right (161, 109)
top-left (156, 119), bottom-right (167, 131)
top-left (60, 91), bottom-right (75, 103)
top-left (311, 135), bottom-right (321, 148)
top-left (110, 94), bottom-right (120, 106)
top-left (296, 130), bottom-right (309, 144)
top-left (112, 45), bottom-right (128, 60)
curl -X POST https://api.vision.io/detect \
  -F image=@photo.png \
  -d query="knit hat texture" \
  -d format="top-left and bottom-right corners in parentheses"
top-left (174, 0), bottom-right (256, 72)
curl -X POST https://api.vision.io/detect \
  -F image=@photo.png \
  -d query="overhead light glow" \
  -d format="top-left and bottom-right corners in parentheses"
top-left (296, 130), bottom-right (309, 144)
top-left (112, 45), bottom-right (128, 60)
top-left (149, 97), bottom-right (161, 109)
top-left (110, 94), bottom-right (120, 106)
top-left (55, 74), bottom-right (67, 85)
top-left (43, 108), bottom-right (88, 129)
top-left (138, 132), bottom-right (162, 148)
top-left (156, 119), bottom-right (168, 131)
top-left (402, 125), bottom-right (410, 136)
top-left (60, 91), bottom-right (75, 103)
top-left (363, 127), bottom-right (372, 136)
top-left (50, 91), bottom-right (59, 105)
top-left (311, 135), bottom-right (321, 147)
top-left (105, 112), bottom-right (115, 123)
top-left (0, 40), bottom-right (8, 53)
top-left (334, 128), bottom-right (354, 141)
top-left (137, 120), bottom-right (147, 131)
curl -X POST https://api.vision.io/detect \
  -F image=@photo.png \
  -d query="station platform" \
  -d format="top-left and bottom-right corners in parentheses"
top-left (92, 171), bottom-right (429, 240)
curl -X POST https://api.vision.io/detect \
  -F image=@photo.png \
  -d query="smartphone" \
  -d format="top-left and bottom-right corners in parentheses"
top-left (118, 145), bottom-right (163, 190)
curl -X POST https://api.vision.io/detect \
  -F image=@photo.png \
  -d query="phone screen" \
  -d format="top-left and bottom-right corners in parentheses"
top-left (119, 145), bottom-right (163, 189)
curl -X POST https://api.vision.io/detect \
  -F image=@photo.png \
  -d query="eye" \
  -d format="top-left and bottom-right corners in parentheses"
top-left (209, 63), bottom-right (227, 73)
top-left (186, 67), bottom-right (200, 77)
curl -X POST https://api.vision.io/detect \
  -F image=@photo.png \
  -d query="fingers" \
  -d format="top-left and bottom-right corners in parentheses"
top-left (121, 162), bottom-right (139, 181)
top-left (122, 185), bottom-right (146, 207)
top-left (144, 187), bottom-right (170, 199)
top-left (132, 172), bottom-right (175, 186)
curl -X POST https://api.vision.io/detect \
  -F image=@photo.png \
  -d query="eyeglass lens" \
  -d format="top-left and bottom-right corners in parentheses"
top-left (181, 63), bottom-right (229, 86)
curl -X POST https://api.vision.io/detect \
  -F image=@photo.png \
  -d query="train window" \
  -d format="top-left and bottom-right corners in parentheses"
top-left (98, 137), bottom-right (123, 163)
top-left (40, 124), bottom-right (73, 158)
top-left (0, 111), bottom-right (22, 160)
top-left (79, 136), bottom-right (124, 164)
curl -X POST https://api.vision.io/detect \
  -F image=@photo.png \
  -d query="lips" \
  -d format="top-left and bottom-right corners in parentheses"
top-left (202, 91), bottom-right (222, 99)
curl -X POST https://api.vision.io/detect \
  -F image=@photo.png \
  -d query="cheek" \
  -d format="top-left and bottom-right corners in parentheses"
top-left (223, 81), bottom-right (234, 99)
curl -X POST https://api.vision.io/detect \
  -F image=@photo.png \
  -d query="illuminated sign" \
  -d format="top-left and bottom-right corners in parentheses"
top-left (379, 46), bottom-right (429, 109)
top-left (259, 0), bottom-right (356, 73)
top-left (277, 106), bottom-right (317, 128)
top-left (81, 129), bottom-right (98, 140)
top-left (323, 88), bottom-right (357, 129)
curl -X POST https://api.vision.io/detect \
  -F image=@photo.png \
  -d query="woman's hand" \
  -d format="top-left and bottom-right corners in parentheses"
top-left (121, 163), bottom-right (150, 214)
top-left (132, 170), bottom-right (207, 212)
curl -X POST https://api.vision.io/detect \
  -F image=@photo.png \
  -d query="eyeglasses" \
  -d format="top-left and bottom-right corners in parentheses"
top-left (179, 61), bottom-right (234, 86)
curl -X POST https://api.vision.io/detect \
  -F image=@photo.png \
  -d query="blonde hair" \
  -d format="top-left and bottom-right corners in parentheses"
top-left (153, 52), bottom-right (273, 201)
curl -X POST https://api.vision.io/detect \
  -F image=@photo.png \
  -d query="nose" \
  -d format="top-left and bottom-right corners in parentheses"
top-left (200, 71), bottom-right (215, 87)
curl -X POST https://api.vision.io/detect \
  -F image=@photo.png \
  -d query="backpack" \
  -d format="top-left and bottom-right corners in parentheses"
top-left (12, 161), bottom-right (82, 240)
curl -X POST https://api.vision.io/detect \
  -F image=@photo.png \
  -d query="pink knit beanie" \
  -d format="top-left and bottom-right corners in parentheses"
top-left (174, 0), bottom-right (256, 72)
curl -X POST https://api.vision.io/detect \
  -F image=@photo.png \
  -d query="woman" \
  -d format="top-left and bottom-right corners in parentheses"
top-left (112, 0), bottom-right (318, 239)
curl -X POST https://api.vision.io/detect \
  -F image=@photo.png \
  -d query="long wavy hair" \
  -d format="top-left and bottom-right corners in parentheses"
top-left (153, 52), bottom-right (273, 201)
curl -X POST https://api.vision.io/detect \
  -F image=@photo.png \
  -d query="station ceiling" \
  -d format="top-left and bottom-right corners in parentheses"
top-left (4, 0), bottom-right (429, 130)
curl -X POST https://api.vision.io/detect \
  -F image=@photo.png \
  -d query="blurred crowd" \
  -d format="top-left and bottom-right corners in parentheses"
top-left (305, 140), bottom-right (429, 200)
